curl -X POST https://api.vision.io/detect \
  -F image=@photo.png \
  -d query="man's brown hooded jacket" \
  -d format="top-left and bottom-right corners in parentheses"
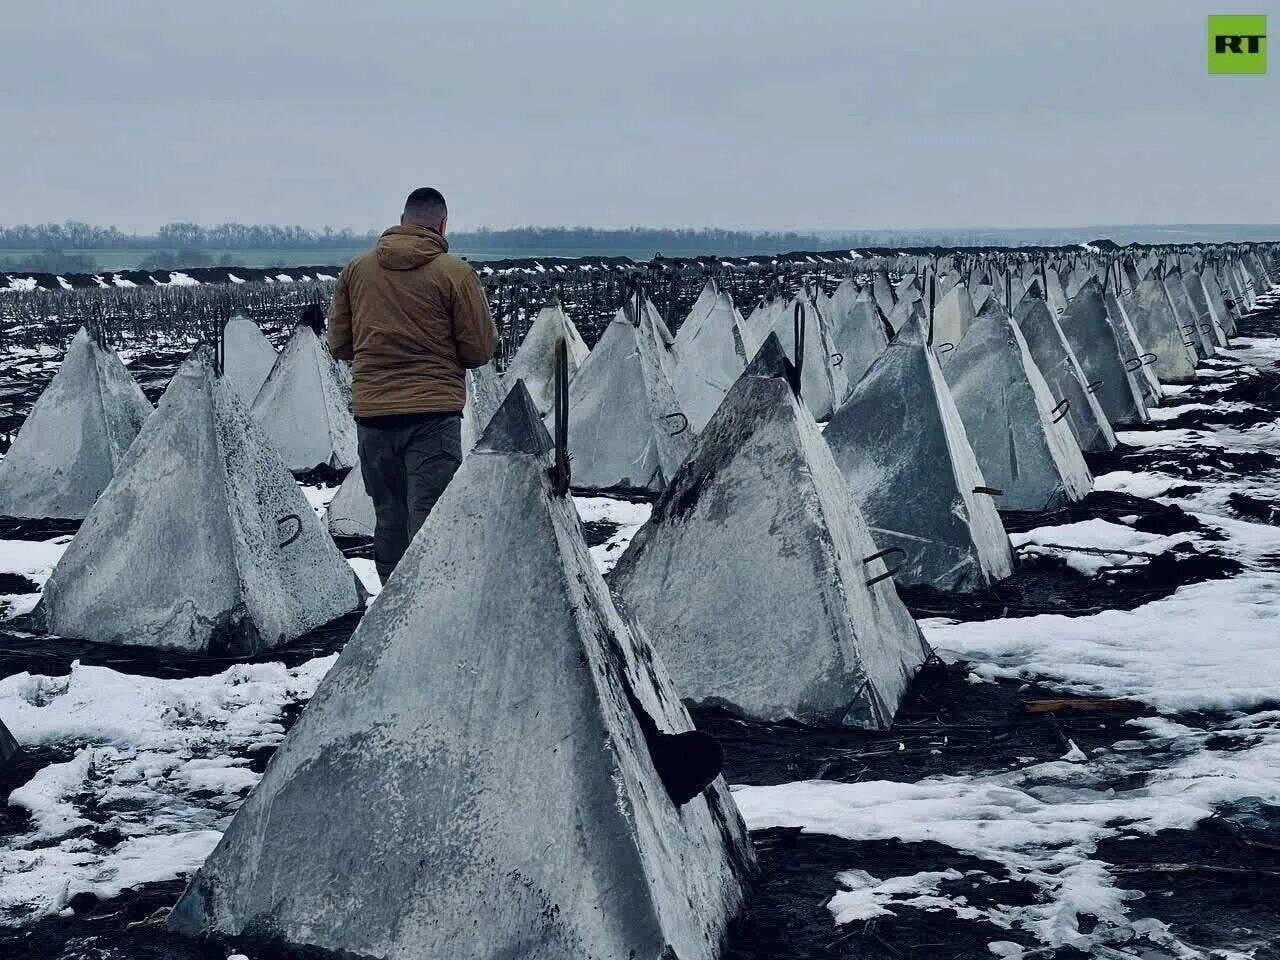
top-left (327, 225), bottom-right (497, 418)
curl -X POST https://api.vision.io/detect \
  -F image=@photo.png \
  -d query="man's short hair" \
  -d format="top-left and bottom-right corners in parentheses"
top-left (404, 187), bottom-right (447, 225)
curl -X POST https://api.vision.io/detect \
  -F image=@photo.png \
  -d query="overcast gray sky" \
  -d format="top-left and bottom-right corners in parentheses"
top-left (4, 0), bottom-right (1276, 232)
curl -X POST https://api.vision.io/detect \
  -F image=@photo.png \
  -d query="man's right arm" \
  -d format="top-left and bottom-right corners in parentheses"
top-left (327, 266), bottom-right (354, 361)
top-left (451, 266), bottom-right (499, 369)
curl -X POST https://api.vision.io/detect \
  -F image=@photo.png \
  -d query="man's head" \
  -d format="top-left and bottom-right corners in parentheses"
top-left (402, 187), bottom-right (448, 235)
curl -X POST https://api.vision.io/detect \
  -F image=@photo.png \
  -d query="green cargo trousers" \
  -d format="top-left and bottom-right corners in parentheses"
top-left (356, 413), bottom-right (463, 582)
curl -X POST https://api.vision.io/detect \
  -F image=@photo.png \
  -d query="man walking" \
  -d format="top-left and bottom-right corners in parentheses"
top-left (328, 187), bottom-right (498, 582)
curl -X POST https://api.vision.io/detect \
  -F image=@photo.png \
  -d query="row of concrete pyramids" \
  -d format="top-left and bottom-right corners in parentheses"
top-left (0, 246), bottom-right (1272, 959)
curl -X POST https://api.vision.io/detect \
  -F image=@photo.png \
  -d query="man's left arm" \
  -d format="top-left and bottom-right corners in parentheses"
top-left (327, 266), bottom-right (355, 361)
top-left (452, 267), bottom-right (498, 369)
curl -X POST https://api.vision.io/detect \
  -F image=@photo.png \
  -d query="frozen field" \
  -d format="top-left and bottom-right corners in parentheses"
top-left (0, 290), bottom-right (1279, 958)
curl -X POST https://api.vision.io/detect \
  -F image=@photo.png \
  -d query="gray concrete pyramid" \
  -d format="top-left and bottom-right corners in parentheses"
top-left (1103, 284), bottom-right (1164, 405)
top-left (502, 302), bottom-right (590, 414)
top-left (1058, 278), bottom-right (1150, 426)
top-left (0, 717), bottom-right (17, 770)
top-left (928, 280), bottom-right (976, 351)
top-left (1013, 292), bottom-right (1117, 452)
top-left (872, 270), bottom-right (896, 316)
top-left (326, 363), bottom-right (505, 539)
top-left (0, 328), bottom-right (152, 520)
top-left (1162, 270), bottom-right (1214, 358)
top-left (1181, 271), bottom-right (1230, 349)
top-left (940, 302), bottom-right (1092, 511)
top-left (170, 381), bottom-right (753, 960)
top-left (1119, 274), bottom-right (1199, 384)
top-left (670, 279), bottom-right (758, 432)
top-left (221, 315), bottom-right (277, 406)
top-left (35, 348), bottom-right (363, 654)
top-left (250, 324), bottom-right (357, 472)
top-left (1201, 268), bottom-right (1238, 337)
top-left (754, 287), bottom-right (848, 420)
top-left (825, 279), bottom-right (890, 391)
top-left (825, 322), bottom-right (1014, 594)
top-left (561, 294), bottom-right (692, 492)
top-left (610, 334), bottom-right (932, 729)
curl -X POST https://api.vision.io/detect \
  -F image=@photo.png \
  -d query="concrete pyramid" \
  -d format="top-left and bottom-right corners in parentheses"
top-left (1058, 278), bottom-right (1150, 426)
top-left (560, 294), bottom-right (691, 492)
top-left (940, 302), bottom-right (1092, 511)
top-left (326, 363), bottom-right (505, 539)
top-left (1163, 271), bottom-right (1214, 358)
top-left (670, 279), bottom-right (757, 432)
top-left (35, 348), bottom-right (362, 654)
top-left (872, 270), bottom-right (896, 316)
top-left (1182, 271), bottom-right (1230, 349)
top-left (0, 717), bottom-right (17, 770)
top-left (1013, 293), bottom-right (1117, 452)
top-left (250, 324), bottom-right (357, 472)
top-left (1120, 274), bottom-right (1198, 384)
top-left (928, 280), bottom-right (976, 350)
top-left (610, 334), bottom-right (932, 729)
top-left (221, 315), bottom-right (277, 406)
top-left (825, 322), bottom-right (1014, 593)
top-left (0, 328), bottom-right (152, 521)
top-left (502, 301), bottom-right (589, 414)
top-left (755, 287), bottom-right (848, 420)
top-left (1201, 269), bottom-right (1238, 337)
top-left (825, 279), bottom-right (890, 391)
top-left (170, 382), bottom-right (753, 960)
top-left (1103, 285), bottom-right (1164, 405)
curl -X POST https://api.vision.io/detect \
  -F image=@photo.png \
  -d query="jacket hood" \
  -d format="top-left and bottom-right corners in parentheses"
top-left (375, 224), bottom-right (448, 270)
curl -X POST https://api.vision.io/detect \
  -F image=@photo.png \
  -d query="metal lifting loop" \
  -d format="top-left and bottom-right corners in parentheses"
top-left (1140, 352), bottom-right (1158, 366)
top-left (831, 351), bottom-right (844, 368)
top-left (863, 546), bottom-right (906, 587)
top-left (277, 514), bottom-right (302, 548)
top-left (662, 412), bottom-right (689, 437)
top-left (973, 485), bottom-right (1004, 496)
top-left (935, 342), bottom-right (955, 354)
top-left (1124, 357), bottom-right (1144, 372)
top-left (1049, 398), bottom-right (1071, 424)
top-left (550, 335), bottom-right (572, 497)
top-left (791, 302), bottom-right (806, 397)
top-left (1085, 380), bottom-right (1103, 394)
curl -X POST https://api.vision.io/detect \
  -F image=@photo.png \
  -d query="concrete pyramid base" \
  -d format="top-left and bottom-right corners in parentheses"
top-left (1122, 277), bottom-right (1198, 384)
top-left (0, 328), bottom-right (152, 521)
top-left (170, 383), bottom-right (753, 960)
top-left (1059, 279), bottom-right (1149, 427)
top-left (611, 335), bottom-right (931, 729)
top-left (36, 348), bottom-right (363, 655)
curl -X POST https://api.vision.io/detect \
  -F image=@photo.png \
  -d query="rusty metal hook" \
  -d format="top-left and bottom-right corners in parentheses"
top-left (277, 514), bottom-right (302, 548)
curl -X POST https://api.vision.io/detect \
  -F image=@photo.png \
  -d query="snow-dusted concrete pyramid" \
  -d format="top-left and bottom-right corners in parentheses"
top-left (1104, 285), bottom-right (1164, 405)
top-left (670, 280), bottom-right (757, 432)
top-left (1163, 271), bottom-right (1213, 358)
top-left (1058, 278), bottom-right (1149, 426)
top-left (824, 322), bottom-right (1014, 593)
top-left (1013, 293), bottom-right (1117, 452)
top-left (169, 382), bottom-right (754, 959)
top-left (755, 288), bottom-right (848, 420)
top-left (502, 301), bottom-right (589, 414)
top-left (825, 279), bottom-right (890, 390)
top-left (35, 347), bottom-right (363, 655)
top-left (1200, 269), bottom-right (1238, 338)
top-left (250, 324), bottom-right (357, 472)
top-left (562, 293), bottom-right (693, 492)
top-left (221, 315), bottom-right (277, 406)
top-left (326, 363), bottom-right (505, 539)
top-left (1181, 270), bottom-right (1230, 349)
top-left (610, 334), bottom-right (932, 729)
top-left (940, 302), bottom-right (1092, 511)
top-left (1120, 274), bottom-right (1199, 384)
top-left (0, 328), bottom-right (151, 520)
top-left (929, 279), bottom-right (976, 350)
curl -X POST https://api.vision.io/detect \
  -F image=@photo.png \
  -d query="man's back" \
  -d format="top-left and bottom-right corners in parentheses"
top-left (328, 224), bottom-right (496, 419)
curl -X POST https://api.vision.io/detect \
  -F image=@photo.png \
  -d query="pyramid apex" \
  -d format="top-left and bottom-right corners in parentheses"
top-left (741, 332), bottom-right (792, 380)
top-left (476, 379), bottom-right (554, 456)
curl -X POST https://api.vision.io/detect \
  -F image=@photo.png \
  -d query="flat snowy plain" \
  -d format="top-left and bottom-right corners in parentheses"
top-left (0, 289), bottom-right (1278, 958)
